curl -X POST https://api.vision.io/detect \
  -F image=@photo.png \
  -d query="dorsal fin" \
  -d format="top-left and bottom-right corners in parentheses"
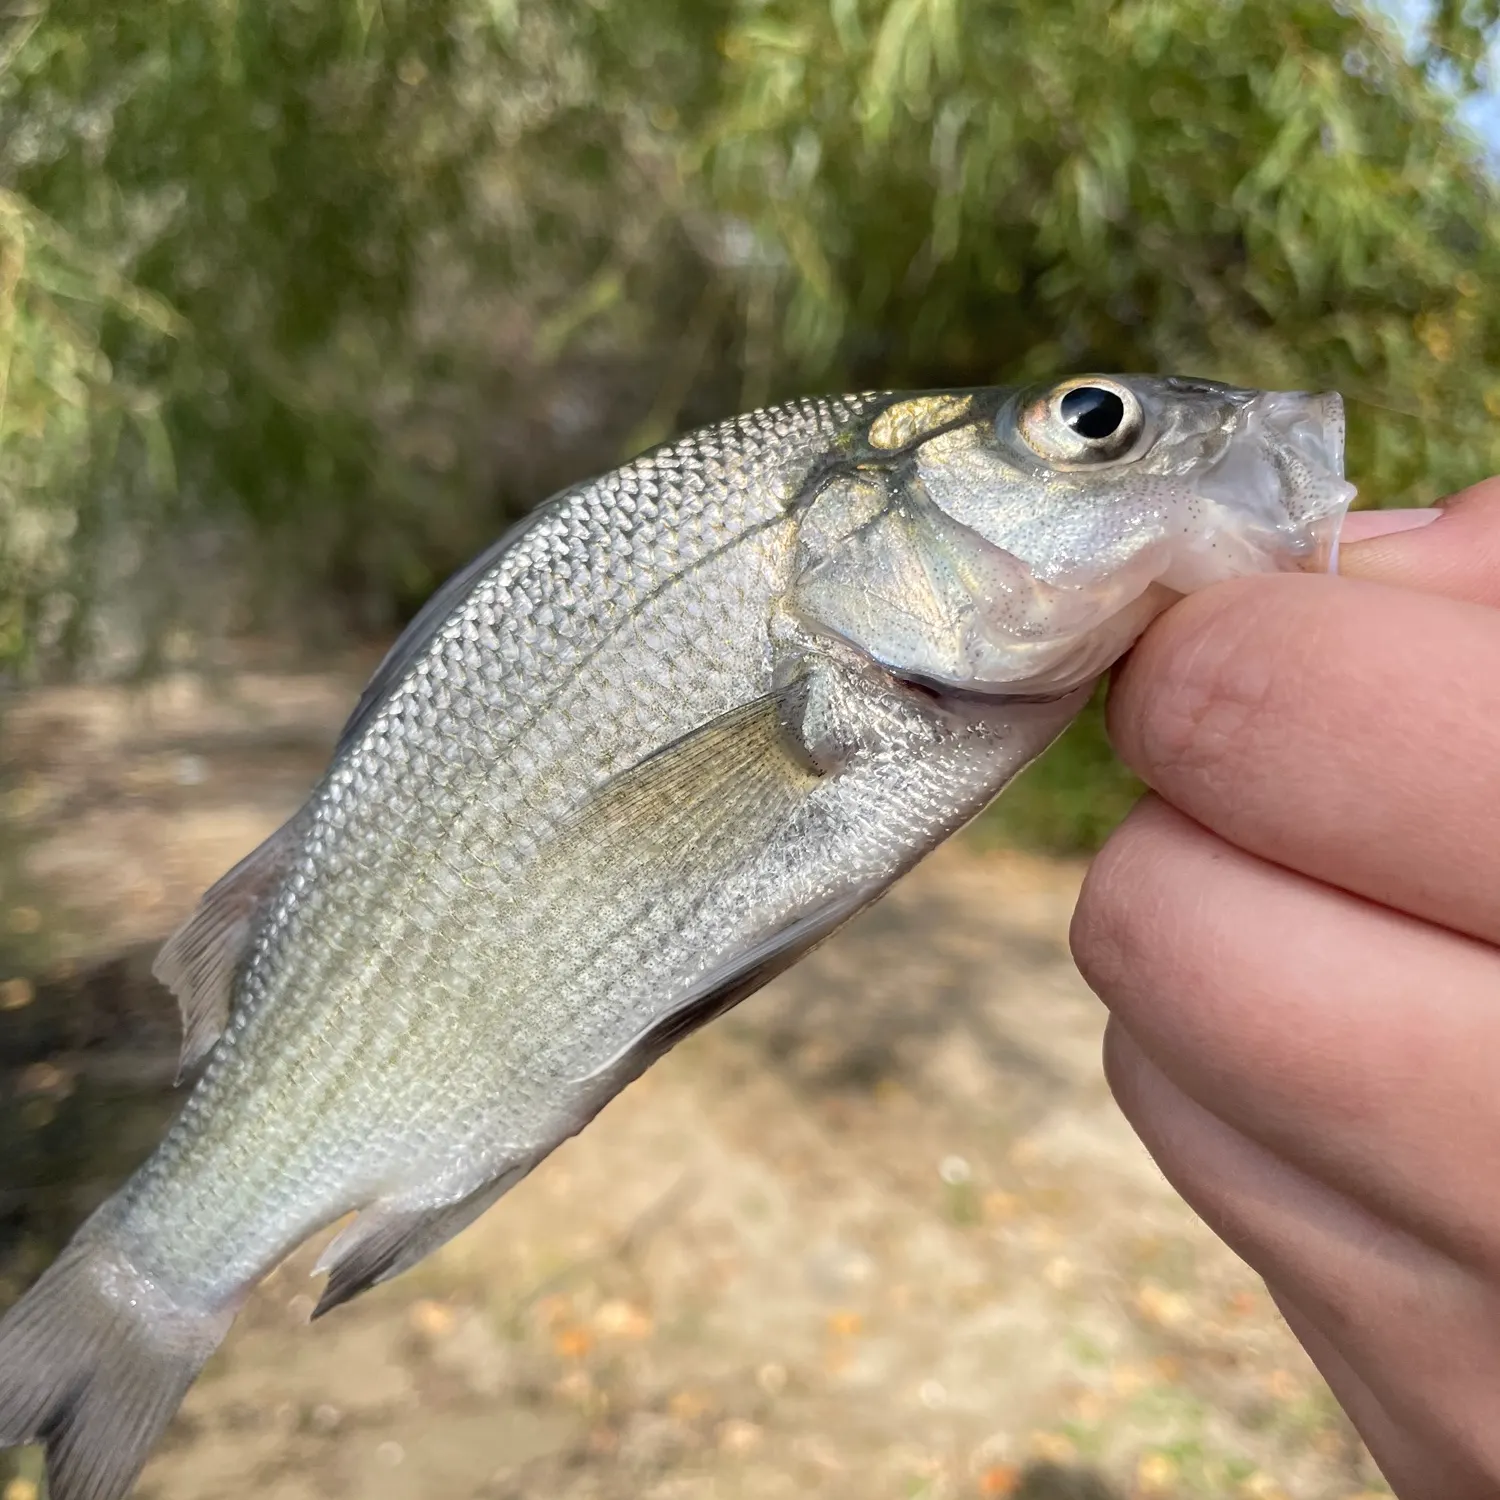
top-left (152, 818), bottom-right (302, 1080)
top-left (333, 506), bottom-right (550, 757)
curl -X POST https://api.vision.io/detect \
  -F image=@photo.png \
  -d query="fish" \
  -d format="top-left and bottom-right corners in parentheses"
top-left (0, 375), bottom-right (1355, 1499)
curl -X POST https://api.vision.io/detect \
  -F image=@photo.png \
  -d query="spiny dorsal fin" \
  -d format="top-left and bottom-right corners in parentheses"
top-left (152, 817), bottom-right (301, 1081)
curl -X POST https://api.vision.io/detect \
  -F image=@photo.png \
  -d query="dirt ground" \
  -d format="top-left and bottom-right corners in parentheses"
top-left (0, 660), bottom-right (1392, 1500)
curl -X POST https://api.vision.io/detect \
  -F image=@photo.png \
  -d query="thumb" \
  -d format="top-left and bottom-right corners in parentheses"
top-left (1336, 477), bottom-right (1500, 608)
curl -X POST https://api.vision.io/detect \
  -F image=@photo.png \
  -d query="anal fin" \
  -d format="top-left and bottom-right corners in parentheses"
top-left (311, 1164), bottom-right (533, 1320)
top-left (152, 816), bottom-right (301, 1080)
top-left (579, 880), bottom-right (883, 1091)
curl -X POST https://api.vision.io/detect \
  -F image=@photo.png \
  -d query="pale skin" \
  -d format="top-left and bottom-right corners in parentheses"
top-left (1070, 478), bottom-right (1500, 1499)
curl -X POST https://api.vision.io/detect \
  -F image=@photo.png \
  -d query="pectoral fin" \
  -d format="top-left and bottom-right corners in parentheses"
top-left (565, 682), bottom-right (826, 843)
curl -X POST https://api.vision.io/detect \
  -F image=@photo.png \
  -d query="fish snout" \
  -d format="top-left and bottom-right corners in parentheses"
top-left (1254, 389), bottom-right (1347, 480)
top-left (1258, 389), bottom-right (1358, 572)
top-left (1187, 389), bottom-right (1357, 578)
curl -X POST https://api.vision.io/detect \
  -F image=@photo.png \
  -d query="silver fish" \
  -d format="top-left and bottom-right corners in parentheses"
top-left (0, 376), bottom-right (1354, 1498)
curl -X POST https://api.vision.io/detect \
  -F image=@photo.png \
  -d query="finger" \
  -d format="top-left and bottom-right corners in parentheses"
top-left (1268, 1284), bottom-right (1495, 1500)
top-left (1072, 797), bottom-right (1500, 1268)
top-left (1107, 571), bottom-right (1500, 945)
top-left (1339, 477), bottom-right (1500, 608)
top-left (1102, 1022), bottom-right (1500, 1481)
top-left (1335, 506), bottom-right (1440, 545)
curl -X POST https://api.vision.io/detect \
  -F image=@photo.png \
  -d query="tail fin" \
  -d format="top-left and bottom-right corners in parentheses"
top-left (0, 1241), bottom-right (234, 1500)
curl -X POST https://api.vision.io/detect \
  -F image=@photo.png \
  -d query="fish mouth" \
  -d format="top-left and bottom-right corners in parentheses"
top-left (1166, 390), bottom-right (1358, 588)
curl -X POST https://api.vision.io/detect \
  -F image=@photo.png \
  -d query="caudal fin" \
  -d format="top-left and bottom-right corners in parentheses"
top-left (0, 1240), bottom-right (234, 1500)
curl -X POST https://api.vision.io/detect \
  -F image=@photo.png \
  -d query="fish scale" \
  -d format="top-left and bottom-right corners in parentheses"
top-left (0, 377), bottom-right (1356, 1500)
top-left (104, 399), bottom-right (872, 1275)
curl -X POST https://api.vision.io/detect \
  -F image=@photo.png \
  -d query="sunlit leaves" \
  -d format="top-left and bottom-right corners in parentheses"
top-left (1422, 0), bottom-right (1500, 88)
top-left (2, 0), bottom-right (1500, 689)
top-left (701, 0), bottom-right (1500, 506)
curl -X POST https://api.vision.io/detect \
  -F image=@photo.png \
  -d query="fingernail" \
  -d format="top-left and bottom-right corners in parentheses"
top-left (1338, 508), bottom-right (1441, 543)
top-left (1329, 508), bottom-right (1440, 575)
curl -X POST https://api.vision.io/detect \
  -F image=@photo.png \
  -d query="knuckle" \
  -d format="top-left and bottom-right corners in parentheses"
top-left (1070, 799), bottom-right (1178, 1000)
top-left (1073, 797), bottom-right (1236, 1038)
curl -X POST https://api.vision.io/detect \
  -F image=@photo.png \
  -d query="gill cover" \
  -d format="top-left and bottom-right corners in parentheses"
top-left (789, 477), bottom-right (1164, 697)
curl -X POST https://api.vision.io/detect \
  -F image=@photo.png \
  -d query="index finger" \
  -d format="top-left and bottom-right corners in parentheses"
top-left (1338, 477), bottom-right (1500, 607)
top-left (1106, 568), bottom-right (1500, 947)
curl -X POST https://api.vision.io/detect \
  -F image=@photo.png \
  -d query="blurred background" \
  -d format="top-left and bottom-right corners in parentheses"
top-left (2, 2), bottom-right (1499, 1497)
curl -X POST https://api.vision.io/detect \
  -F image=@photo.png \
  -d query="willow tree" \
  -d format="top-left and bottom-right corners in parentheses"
top-left (1, 0), bottom-right (1497, 838)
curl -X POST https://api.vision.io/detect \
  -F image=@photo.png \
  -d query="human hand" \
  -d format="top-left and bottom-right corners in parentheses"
top-left (1070, 480), bottom-right (1500, 1498)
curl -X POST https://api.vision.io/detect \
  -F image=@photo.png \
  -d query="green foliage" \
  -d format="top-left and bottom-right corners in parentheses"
top-left (698, 0), bottom-right (1500, 494)
top-left (1423, 0), bottom-right (1500, 87)
top-left (0, 181), bottom-right (186, 664)
top-left (3, 0), bottom-right (1500, 845)
top-left (1, 0), bottom-right (520, 663)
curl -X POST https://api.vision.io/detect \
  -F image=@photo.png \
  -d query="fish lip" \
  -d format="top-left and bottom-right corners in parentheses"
top-left (1264, 388), bottom-right (1347, 474)
top-left (1270, 390), bottom-right (1359, 572)
top-left (1184, 389), bottom-right (1357, 580)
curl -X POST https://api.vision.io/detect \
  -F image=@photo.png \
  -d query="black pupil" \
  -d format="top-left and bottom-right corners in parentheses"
top-left (1060, 386), bottom-right (1126, 441)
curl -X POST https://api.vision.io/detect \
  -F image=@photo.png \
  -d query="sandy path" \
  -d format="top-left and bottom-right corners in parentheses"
top-left (0, 665), bottom-right (1389, 1500)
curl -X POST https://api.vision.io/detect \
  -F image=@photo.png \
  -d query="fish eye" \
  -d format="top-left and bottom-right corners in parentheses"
top-left (1016, 379), bottom-right (1144, 465)
top-left (1060, 386), bottom-right (1125, 439)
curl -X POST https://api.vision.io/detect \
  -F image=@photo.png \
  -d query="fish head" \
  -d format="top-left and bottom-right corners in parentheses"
top-left (790, 376), bottom-right (1357, 698)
